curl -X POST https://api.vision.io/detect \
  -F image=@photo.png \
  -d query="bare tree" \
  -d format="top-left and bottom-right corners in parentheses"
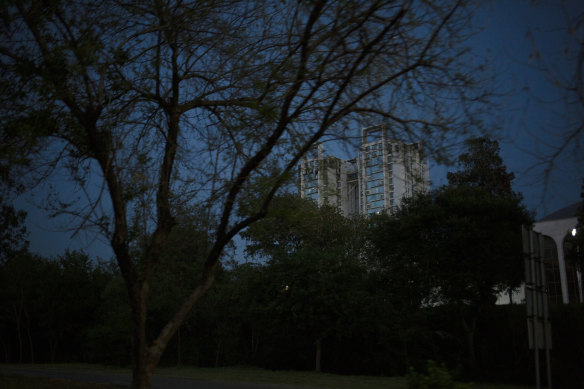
top-left (0, 0), bottom-right (488, 387)
top-left (526, 1), bottom-right (583, 184)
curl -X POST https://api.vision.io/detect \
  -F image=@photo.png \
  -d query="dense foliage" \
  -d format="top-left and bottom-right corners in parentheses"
top-left (0, 1), bottom-right (491, 386)
top-left (3, 137), bottom-right (582, 387)
top-left (0, 198), bottom-right (28, 263)
top-left (241, 195), bottom-right (368, 372)
top-left (2, 249), bottom-right (583, 387)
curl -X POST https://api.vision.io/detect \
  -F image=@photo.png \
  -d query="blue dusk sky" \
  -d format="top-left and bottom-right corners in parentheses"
top-left (14, 0), bottom-right (584, 261)
top-left (431, 0), bottom-right (583, 219)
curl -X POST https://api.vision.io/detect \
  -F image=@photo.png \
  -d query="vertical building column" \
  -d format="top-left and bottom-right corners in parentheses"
top-left (552, 234), bottom-right (570, 304)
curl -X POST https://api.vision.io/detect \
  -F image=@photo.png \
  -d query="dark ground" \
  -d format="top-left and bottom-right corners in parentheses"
top-left (0, 365), bottom-right (310, 389)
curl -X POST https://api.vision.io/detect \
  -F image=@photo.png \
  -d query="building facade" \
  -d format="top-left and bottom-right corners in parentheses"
top-left (358, 125), bottom-right (429, 215)
top-left (533, 202), bottom-right (582, 304)
top-left (497, 202), bottom-right (582, 305)
top-left (299, 125), bottom-right (429, 217)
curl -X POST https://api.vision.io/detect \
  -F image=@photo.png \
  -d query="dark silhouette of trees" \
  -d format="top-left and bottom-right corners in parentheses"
top-left (3, 186), bottom-right (584, 384)
top-left (369, 137), bottom-right (531, 373)
top-left (242, 195), bottom-right (367, 372)
top-left (0, 1), bottom-right (489, 387)
top-left (371, 187), bottom-right (530, 372)
top-left (0, 250), bottom-right (110, 364)
top-left (0, 196), bottom-right (28, 264)
top-left (447, 137), bottom-right (517, 197)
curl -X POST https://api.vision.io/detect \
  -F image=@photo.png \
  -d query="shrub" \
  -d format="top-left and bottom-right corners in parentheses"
top-left (407, 360), bottom-right (471, 389)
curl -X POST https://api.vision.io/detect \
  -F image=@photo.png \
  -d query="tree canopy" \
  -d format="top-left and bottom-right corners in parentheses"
top-left (0, 197), bottom-right (28, 263)
top-left (369, 136), bottom-right (531, 370)
top-left (242, 195), bottom-right (367, 372)
top-left (0, 1), bottom-right (489, 387)
top-left (447, 136), bottom-right (517, 197)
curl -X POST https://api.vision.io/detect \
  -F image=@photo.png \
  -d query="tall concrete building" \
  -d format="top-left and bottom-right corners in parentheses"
top-left (358, 125), bottom-right (430, 215)
top-left (299, 125), bottom-right (429, 216)
top-left (299, 144), bottom-right (360, 216)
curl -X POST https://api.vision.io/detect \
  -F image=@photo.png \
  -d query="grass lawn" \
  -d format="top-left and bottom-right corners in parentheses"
top-left (159, 365), bottom-right (408, 388)
top-left (0, 374), bottom-right (124, 389)
top-left (156, 366), bottom-right (534, 389)
top-left (0, 364), bottom-right (534, 389)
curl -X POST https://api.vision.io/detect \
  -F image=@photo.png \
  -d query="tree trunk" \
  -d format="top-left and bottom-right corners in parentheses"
top-left (176, 326), bottom-right (181, 367)
top-left (401, 333), bottom-right (410, 368)
top-left (131, 360), bottom-right (154, 389)
top-left (251, 328), bottom-right (259, 357)
top-left (461, 315), bottom-right (478, 373)
top-left (26, 323), bottom-right (34, 363)
top-left (49, 338), bottom-right (58, 364)
top-left (315, 338), bottom-right (322, 372)
top-left (131, 332), bottom-right (157, 389)
top-left (215, 340), bottom-right (221, 368)
top-left (127, 266), bottom-right (217, 389)
top-left (24, 307), bottom-right (34, 363)
top-left (12, 301), bottom-right (23, 363)
top-left (466, 328), bottom-right (477, 371)
top-left (1, 337), bottom-right (9, 363)
top-left (131, 285), bottom-right (155, 389)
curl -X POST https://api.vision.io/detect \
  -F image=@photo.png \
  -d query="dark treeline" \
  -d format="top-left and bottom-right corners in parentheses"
top-left (1, 138), bottom-right (583, 388)
top-left (1, 246), bottom-right (583, 387)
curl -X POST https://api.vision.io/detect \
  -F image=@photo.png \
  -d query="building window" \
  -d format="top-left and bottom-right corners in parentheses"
top-left (367, 199), bottom-right (384, 208)
top-left (366, 166), bottom-right (383, 175)
top-left (366, 179), bottom-right (383, 189)
top-left (366, 193), bottom-right (384, 202)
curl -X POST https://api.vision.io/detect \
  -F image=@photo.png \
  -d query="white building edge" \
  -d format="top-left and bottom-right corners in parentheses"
top-left (499, 202), bottom-right (582, 305)
top-left (533, 203), bottom-right (582, 304)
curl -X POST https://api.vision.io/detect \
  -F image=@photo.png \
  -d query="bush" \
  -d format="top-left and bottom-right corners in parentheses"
top-left (407, 360), bottom-right (471, 389)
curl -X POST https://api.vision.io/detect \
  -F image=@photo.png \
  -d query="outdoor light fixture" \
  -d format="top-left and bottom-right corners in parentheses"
top-left (573, 228), bottom-right (577, 237)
